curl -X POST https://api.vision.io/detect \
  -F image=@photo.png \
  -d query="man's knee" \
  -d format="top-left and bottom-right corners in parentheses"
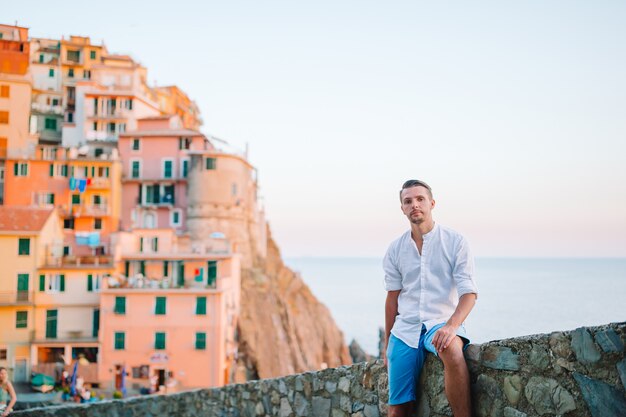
top-left (439, 337), bottom-right (466, 368)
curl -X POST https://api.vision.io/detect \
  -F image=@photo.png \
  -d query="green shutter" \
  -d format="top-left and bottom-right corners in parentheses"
top-left (208, 261), bottom-right (217, 287)
top-left (13, 163), bottom-right (18, 176)
top-left (163, 261), bottom-right (169, 277)
top-left (195, 332), bottom-right (206, 350)
top-left (17, 274), bottom-right (29, 291)
top-left (140, 261), bottom-right (146, 276)
top-left (93, 309), bottom-right (100, 338)
top-left (105, 167), bottom-right (110, 178)
top-left (39, 275), bottom-right (46, 291)
top-left (124, 261), bottom-right (130, 277)
top-left (59, 274), bottom-right (65, 292)
top-left (18, 238), bottom-right (30, 255)
top-left (87, 274), bottom-right (93, 292)
top-left (114, 332), bottom-right (125, 350)
top-left (49, 164), bottom-right (54, 177)
top-left (177, 262), bottom-right (185, 287)
top-left (155, 332), bottom-right (166, 350)
top-left (62, 165), bottom-right (68, 177)
top-left (84, 166), bottom-right (88, 177)
top-left (196, 297), bottom-right (207, 315)
top-left (114, 296), bottom-right (126, 314)
top-left (16, 311), bottom-right (28, 329)
top-left (155, 297), bottom-right (166, 315)
top-left (46, 310), bottom-right (57, 338)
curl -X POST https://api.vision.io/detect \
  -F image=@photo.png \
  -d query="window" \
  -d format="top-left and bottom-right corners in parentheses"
top-left (39, 54), bottom-right (44, 63)
top-left (151, 237), bottom-right (158, 252)
top-left (114, 296), bottom-right (126, 314)
top-left (0, 350), bottom-right (6, 360)
top-left (17, 274), bottom-right (29, 301)
top-left (93, 195), bottom-right (102, 205)
top-left (83, 70), bottom-right (91, 79)
top-left (163, 160), bottom-right (173, 179)
top-left (50, 164), bottom-right (68, 178)
top-left (0, 85), bottom-right (8, 98)
top-left (171, 209), bottom-right (181, 227)
top-left (46, 310), bottom-right (58, 339)
top-left (49, 68), bottom-right (54, 77)
top-left (52, 98), bottom-right (59, 106)
top-left (0, 111), bottom-right (8, 124)
top-left (179, 137), bottom-right (190, 150)
top-left (87, 274), bottom-right (101, 292)
top-left (127, 99), bottom-right (133, 110)
top-left (162, 185), bottom-right (175, 205)
top-left (45, 118), bottom-right (57, 130)
top-left (13, 162), bottom-right (28, 177)
top-left (196, 297), bottom-right (207, 315)
top-left (155, 297), bottom-right (166, 315)
top-left (63, 218), bottom-right (74, 230)
top-left (114, 332), bottom-right (125, 350)
top-left (195, 332), bottom-right (206, 350)
top-left (16, 311), bottom-right (28, 329)
top-left (67, 50), bottom-right (80, 62)
top-left (181, 158), bottom-right (189, 178)
top-left (90, 50), bottom-right (96, 60)
top-left (35, 192), bottom-right (55, 206)
top-left (68, 68), bottom-right (74, 78)
top-left (94, 218), bottom-right (102, 230)
top-left (72, 194), bottom-right (80, 205)
top-left (208, 261), bottom-right (217, 286)
top-left (108, 122), bottom-right (115, 133)
top-left (131, 160), bottom-right (141, 178)
top-left (154, 332), bottom-right (166, 350)
top-left (93, 309), bottom-right (100, 338)
top-left (63, 246), bottom-right (71, 256)
top-left (18, 238), bottom-right (30, 255)
top-left (205, 157), bottom-right (216, 170)
top-left (132, 138), bottom-right (140, 151)
top-left (94, 148), bottom-right (103, 158)
top-left (144, 184), bottom-right (160, 204)
top-left (47, 274), bottom-right (65, 292)
top-left (163, 261), bottom-right (169, 277)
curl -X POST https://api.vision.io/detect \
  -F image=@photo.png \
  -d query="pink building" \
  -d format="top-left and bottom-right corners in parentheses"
top-left (118, 116), bottom-right (210, 232)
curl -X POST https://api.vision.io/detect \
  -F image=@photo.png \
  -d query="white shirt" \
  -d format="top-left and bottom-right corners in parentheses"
top-left (383, 223), bottom-right (478, 348)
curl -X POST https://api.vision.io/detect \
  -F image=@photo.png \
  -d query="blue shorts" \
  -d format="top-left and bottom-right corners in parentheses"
top-left (386, 323), bottom-right (470, 405)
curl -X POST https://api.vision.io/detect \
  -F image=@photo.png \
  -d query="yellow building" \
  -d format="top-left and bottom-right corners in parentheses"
top-left (0, 207), bottom-right (61, 382)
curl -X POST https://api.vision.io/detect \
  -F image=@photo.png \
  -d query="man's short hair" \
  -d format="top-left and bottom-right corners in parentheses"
top-left (399, 179), bottom-right (433, 200)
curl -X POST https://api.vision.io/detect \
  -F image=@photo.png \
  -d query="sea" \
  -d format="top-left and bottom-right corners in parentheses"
top-left (284, 257), bottom-right (626, 356)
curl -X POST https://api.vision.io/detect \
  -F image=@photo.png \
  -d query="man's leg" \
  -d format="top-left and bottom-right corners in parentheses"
top-left (387, 334), bottom-right (425, 417)
top-left (438, 336), bottom-right (471, 417)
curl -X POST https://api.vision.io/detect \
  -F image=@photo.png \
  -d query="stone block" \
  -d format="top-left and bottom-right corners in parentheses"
top-left (571, 327), bottom-right (601, 364)
top-left (503, 407), bottom-right (527, 417)
top-left (574, 372), bottom-right (626, 417)
top-left (312, 397), bottom-right (331, 417)
top-left (594, 329), bottom-right (624, 353)
top-left (524, 376), bottom-right (576, 415)
top-left (473, 374), bottom-right (505, 417)
top-left (482, 346), bottom-right (520, 371)
top-left (503, 375), bottom-right (522, 406)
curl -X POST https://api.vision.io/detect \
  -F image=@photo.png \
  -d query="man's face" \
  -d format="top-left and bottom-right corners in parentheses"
top-left (400, 186), bottom-right (435, 225)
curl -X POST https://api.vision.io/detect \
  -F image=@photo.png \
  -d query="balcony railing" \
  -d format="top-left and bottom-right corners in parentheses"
top-left (46, 255), bottom-right (114, 268)
top-left (0, 291), bottom-right (33, 305)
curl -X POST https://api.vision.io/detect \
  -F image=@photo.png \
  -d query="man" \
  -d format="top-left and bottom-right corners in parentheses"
top-left (384, 180), bottom-right (478, 417)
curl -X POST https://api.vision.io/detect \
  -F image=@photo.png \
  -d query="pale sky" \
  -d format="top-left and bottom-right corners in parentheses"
top-left (6, 1), bottom-right (626, 257)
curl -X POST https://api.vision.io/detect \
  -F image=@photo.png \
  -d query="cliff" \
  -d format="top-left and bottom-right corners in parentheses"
top-left (234, 227), bottom-right (352, 380)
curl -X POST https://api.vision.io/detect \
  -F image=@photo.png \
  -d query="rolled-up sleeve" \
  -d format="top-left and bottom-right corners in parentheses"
top-left (383, 244), bottom-right (403, 291)
top-left (453, 237), bottom-right (478, 298)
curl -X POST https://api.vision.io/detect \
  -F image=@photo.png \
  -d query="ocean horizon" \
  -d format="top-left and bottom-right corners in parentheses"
top-left (285, 257), bottom-right (626, 356)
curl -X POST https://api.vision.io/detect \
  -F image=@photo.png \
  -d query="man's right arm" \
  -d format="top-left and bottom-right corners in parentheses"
top-left (384, 290), bottom-right (401, 364)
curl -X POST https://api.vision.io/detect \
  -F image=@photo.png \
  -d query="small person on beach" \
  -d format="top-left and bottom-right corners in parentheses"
top-left (0, 367), bottom-right (17, 416)
top-left (383, 180), bottom-right (478, 417)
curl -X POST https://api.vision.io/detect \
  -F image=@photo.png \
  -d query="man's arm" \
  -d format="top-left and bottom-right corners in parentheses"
top-left (432, 293), bottom-right (477, 353)
top-left (384, 290), bottom-right (401, 364)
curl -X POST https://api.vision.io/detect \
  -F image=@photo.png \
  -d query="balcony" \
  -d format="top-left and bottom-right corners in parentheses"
top-left (86, 130), bottom-right (118, 142)
top-left (89, 109), bottom-right (131, 119)
top-left (31, 102), bottom-right (64, 115)
top-left (45, 254), bottom-right (114, 268)
top-left (0, 291), bottom-right (33, 305)
top-left (60, 203), bottom-right (110, 217)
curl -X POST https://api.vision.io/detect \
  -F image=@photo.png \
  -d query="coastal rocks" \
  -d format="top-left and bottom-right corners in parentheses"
top-left (503, 375), bottom-right (522, 406)
top-left (474, 374), bottom-right (505, 417)
top-left (236, 231), bottom-right (352, 380)
top-left (350, 340), bottom-right (372, 363)
top-left (571, 327), bottom-right (601, 365)
top-left (594, 329), bottom-right (624, 353)
top-left (524, 376), bottom-right (576, 415)
top-left (573, 372), bottom-right (626, 417)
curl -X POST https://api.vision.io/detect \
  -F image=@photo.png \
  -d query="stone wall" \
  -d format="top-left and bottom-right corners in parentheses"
top-left (15, 322), bottom-right (626, 417)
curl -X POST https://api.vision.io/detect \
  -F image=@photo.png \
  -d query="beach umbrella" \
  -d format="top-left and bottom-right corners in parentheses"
top-left (69, 361), bottom-right (78, 396)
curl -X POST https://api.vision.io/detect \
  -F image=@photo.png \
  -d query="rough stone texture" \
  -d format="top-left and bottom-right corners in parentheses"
top-left (573, 372), bottom-right (626, 417)
top-left (14, 322), bottom-right (626, 417)
top-left (524, 377), bottom-right (576, 415)
top-left (236, 231), bottom-right (352, 380)
top-left (594, 329), bottom-right (624, 353)
top-left (350, 340), bottom-right (372, 363)
top-left (571, 327), bottom-right (601, 365)
top-left (482, 346), bottom-right (520, 371)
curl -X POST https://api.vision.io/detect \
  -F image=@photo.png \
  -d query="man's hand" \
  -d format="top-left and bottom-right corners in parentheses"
top-left (432, 323), bottom-right (459, 353)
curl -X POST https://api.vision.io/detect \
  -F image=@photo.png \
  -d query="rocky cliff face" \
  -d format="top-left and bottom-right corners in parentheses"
top-left (234, 228), bottom-right (352, 381)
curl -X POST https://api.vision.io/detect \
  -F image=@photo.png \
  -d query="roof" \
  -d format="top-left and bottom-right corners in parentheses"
top-left (0, 207), bottom-right (54, 233)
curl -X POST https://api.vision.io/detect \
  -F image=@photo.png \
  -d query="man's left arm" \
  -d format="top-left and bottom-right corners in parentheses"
top-left (433, 236), bottom-right (479, 353)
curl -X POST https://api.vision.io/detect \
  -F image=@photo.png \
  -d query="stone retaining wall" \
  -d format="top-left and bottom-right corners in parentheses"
top-left (15, 322), bottom-right (626, 417)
